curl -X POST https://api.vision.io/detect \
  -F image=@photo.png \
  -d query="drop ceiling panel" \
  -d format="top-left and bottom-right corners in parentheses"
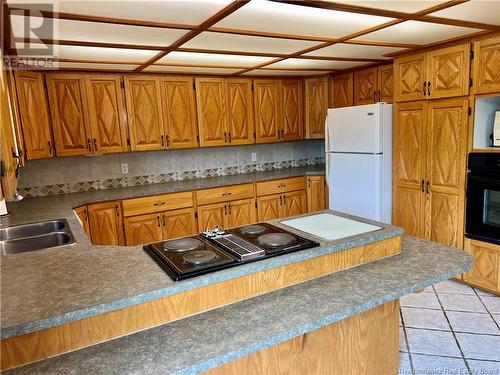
top-left (15, 44), bottom-right (160, 62)
top-left (10, 15), bottom-right (188, 47)
top-left (430, 0), bottom-right (500, 26)
top-left (328, 1), bottom-right (445, 13)
top-left (157, 51), bottom-right (274, 67)
top-left (267, 58), bottom-right (367, 70)
top-left (215, 0), bottom-right (393, 38)
top-left (242, 70), bottom-right (325, 76)
top-left (357, 21), bottom-right (482, 44)
top-left (305, 43), bottom-right (406, 59)
top-left (183, 31), bottom-right (319, 54)
top-left (56, 62), bottom-right (139, 71)
top-left (144, 66), bottom-right (240, 74)
top-left (33, 0), bottom-right (233, 25)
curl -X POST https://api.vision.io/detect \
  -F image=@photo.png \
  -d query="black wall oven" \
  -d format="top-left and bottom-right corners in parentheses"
top-left (465, 153), bottom-right (500, 245)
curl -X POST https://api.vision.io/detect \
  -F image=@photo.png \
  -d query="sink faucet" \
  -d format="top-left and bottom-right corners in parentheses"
top-left (12, 190), bottom-right (23, 202)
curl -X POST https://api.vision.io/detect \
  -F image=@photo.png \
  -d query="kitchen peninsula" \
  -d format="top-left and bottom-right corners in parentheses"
top-left (1, 168), bottom-right (471, 374)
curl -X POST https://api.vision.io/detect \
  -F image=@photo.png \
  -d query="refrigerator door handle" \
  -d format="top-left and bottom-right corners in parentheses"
top-left (325, 116), bottom-right (330, 184)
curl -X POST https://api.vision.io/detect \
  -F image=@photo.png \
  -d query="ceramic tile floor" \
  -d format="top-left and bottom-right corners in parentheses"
top-left (398, 279), bottom-right (500, 375)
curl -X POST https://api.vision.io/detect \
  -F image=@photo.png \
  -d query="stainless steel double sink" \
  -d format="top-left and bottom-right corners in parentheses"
top-left (0, 219), bottom-right (75, 255)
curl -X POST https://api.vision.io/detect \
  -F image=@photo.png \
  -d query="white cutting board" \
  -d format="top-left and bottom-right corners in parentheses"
top-left (280, 213), bottom-right (382, 241)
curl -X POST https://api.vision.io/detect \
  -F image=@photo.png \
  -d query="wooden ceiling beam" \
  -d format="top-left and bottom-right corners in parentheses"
top-left (14, 37), bottom-right (164, 51)
top-left (134, 0), bottom-right (250, 72)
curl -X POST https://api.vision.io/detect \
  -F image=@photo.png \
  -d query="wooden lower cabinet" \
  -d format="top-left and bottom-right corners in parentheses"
top-left (205, 300), bottom-right (399, 375)
top-left (257, 190), bottom-right (306, 221)
top-left (284, 190), bottom-right (306, 217)
top-left (124, 208), bottom-right (197, 246)
top-left (463, 238), bottom-right (500, 295)
top-left (87, 201), bottom-right (125, 246)
top-left (306, 176), bottom-right (325, 213)
top-left (226, 198), bottom-right (256, 228)
top-left (74, 205), bottom-right (91, 238)
top-left (198, 199), bottom-right (256, 230)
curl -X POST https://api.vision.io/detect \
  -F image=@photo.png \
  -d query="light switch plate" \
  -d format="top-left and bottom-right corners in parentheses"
top-left (121, 163), bottom-right (128, 174)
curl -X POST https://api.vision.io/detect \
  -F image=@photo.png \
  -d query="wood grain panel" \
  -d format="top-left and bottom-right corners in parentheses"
top-left (306, 176), bottom-right (326, 213)
top-left (331, 72), bottom-right (354, 108)
top-left (84, 74), bottom-right (128, 153)
top-left (227, 198), bottom-right (257, 228)
top-left (197, 202), bottom-right (228, 232)
top-left (354, 67), bottom-right (377, 105)
top-left (256, 177), bottom-right (305, 197)
top-left (281, 79), bottom-right (303, 141)
top-left (226, 78), bottom-right (255, 145)
top-left (205, 300), bottom-right (399, 375)
top-left (124, 212), bottom-right (163, 246)
top-left (122, 191), bottom-right (194, 217)
top-left (160, 76), bottom-right (198, 149)
top-left (46, 73), bottom-right (91, 156)
top-left (196, 77), bottom-right (227, 147)
top-left (254, 79), bottom-right (280, 143)
top-left (377, 64), bottom-right (394, 103)
top-left (14, 71), bottom-right (53, 159)
top-left (283, 190), bottom-right (306, 218)
top-left (74, 205), bottom-right (91, 238)
top-left (394, 52), bottom-right (427, 102)
top-left (162, 207), bottom-right (198, 240)
top-left (87, 200), bottom-right (125, 246)
top-left (257, 194), bottom-right (282, 222)
top-left (463, 238), bottom-right (500, 295)
top-left (304, 77), bottom-right (327, 139)
top-left (0, 236), bottom-right (401, 370)
top-left (473, 35), bottom-right (500, 95)
top-left (195, 183), bottom-right (254, 206)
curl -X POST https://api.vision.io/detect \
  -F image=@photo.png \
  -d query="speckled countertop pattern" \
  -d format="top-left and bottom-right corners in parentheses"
top-left (2, 164), bottom-right (400, 342)
top-left (4, 236), bottom-right (472, 375)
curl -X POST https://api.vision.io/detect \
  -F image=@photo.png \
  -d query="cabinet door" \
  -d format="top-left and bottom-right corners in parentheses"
top-left (197, 202), bottom-right (228, 231)
top-left (331, 72), bottom-right (353, 108)
top-left (428, 44), bottom-right (470, 99)
top-left (14, 71), bottom-right (53, 159)
top-left (306, 176), bottom-right (325, 213)
top-left (88, 201), bottom-right (125, 246)
top-left (46, 73), bottom-right (91, 156)
top-left (304, 77), bottom-right (327, 139)
top-left (281, 79), bottom-right (303, 141)
top-left (84, 74), bottom-right (128, 154)
top-left (377, 65), bottom-right (393, 103)
top-left (124, 213), bottom-right (163, 246)
top-left (257, 194), bottom-right (282, 221)
top-left (393, 102), bottom-right (426, 237)
top-left (425, 99), bottom-right (468, 248)
top-left (162, 207), bottom-right (198, 240)
top-left (283, 190), bottom-right (306, 218)
top-left (254, 79), bottom-right (280, 143)
top-left (124, 76), bottom-right (164, 151)
top-left (394, 53), bottom-right (427, 102)
top-left (227, 198), bottom-right (256, 228)
top-left (160, 76), bottom-right (198, 149)
top-left (196, 77), bottom-right (227, 147)
top-left (226, 78), bottom-right (255, 145)
top-left (74, 205), bottom-right (91, 238)
top-left (473, 35), bottom-right (500, 95)
top-left (464, 239), bottom-right (500, 293)
top-left (354, 67), bottom-right (377, 105)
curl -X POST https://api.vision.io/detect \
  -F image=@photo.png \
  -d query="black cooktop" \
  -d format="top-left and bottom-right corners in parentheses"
top-left (144, 223), bottom-right (319, 281)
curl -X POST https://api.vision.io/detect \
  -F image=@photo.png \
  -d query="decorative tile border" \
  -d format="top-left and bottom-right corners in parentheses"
top-left (18, 157), bottom-right (325, 198)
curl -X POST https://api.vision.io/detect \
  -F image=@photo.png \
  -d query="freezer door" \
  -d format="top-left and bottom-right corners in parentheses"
top-left (326, 104), bottom-right (383, 153)
top-left (328, 153), bottom-right (383, 222)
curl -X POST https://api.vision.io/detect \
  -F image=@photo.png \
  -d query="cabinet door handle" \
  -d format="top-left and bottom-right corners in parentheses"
top-left (423, 81), bottom-right (427, 96)
top-left (161, 135), bottom-right (165, 147)
top-left (48, 141), bottom-right (53, 155)
top-left (228, 132), bottom-right (231, 143)
top-left (156, 215), bottom-right (161, 227)
top-left (115, 204), bottom-right (120, 217)
top-left (427, 81), bottom-right (431, 96)
top-left (421, 180), bottom-right (425, 193)
top-left (224, 204), bottom-right (228, 215)
top-left (426, 181), bottom-right (430, 194)
top-left (308, 178), bottom-right (311, 188)
top-left (279, 195), bottom-right (283, 205)
top-left (373, 90), bottom-right (377, 102)
top-left (166, 135), bottom-right (170, 147)
top-left (162, 214), bottom-right (166, 227)
top-left (87, 139), bottom-right (92, 152)
top-left (224, 132), bottom-right (227, 143)
top-left (283, 195), bottom-right (286, 204)
top-left (153, 202), bottom-right (166, 206)
top-left (228, 203), bottom-right (231, 215)
top-left (93, 138), bottom-right (98, 152)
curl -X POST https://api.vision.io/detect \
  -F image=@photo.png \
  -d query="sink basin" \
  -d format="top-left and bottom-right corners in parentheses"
top-left (0, 232), bottom-right (74, 255)
top-left (0, 220), bottom-right (67, 240)
top-left (0, 219), bottom-right (75, 255)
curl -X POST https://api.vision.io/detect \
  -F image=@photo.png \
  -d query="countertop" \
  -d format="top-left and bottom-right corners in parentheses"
top-left (4, 236), bottom-right (472, 375)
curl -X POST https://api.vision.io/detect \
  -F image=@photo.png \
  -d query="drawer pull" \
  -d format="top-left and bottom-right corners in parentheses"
top-left (222, 192), bottom-right (232, 196)
top-left (153, 202), bottom-right (166, 206)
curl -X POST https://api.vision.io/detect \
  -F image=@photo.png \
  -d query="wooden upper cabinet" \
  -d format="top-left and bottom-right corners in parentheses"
top-left (84, 74), bottom-right (128, 154)
top-left (88, 200), bottom-right (125, 246)
top-left (254, 79), bottom-right (281, 143)
top-left (304, 77), bottom-right (327, 139)
top-left (124, 76), bottom-right (164, 151)
top-left (377, 64), bottom-right (393, 103)
top-left (226, 78), bottom-right (255, 145)
top-left (354, 67), bottom-right (377, 105)
top-left (473, 35), bottom-right (500, 95)
top-left (160, 76), bottom-right (198, 149)
top-left (14, 71), bottom-right (53, 159)
top-left (281, 79), bottom-right (303, 141)
top-left (46, 73), bottom-right (91, 156)
top-left (331, 72), bottom-right (353, 108)
top-left (394, 53), bottom-right (427, 102)
top-left (427, 44), bottom-right (470, 99)
top-left (196, 77), bottom-right (227, 147)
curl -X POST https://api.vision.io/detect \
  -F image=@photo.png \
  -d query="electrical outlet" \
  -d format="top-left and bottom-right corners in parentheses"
top-left (251, 152), bottom-right (257, 162)
top-left (121, 163), bottom-right (128, 174)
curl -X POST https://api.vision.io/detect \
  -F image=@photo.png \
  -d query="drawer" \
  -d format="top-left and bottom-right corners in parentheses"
top-left (196, 183), bottom-right (254, 206)
top-left (256, 177), bottom-right (305, 196)
top-left (122, 191), bottom-right (194, 217)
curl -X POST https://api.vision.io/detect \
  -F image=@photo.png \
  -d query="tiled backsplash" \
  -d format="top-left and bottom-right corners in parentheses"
top-left (18, 140), bottom-right (325, 198)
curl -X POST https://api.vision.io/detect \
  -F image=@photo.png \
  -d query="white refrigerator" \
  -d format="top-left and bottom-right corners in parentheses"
top-left (325, 103), bottom-right (392, 224)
